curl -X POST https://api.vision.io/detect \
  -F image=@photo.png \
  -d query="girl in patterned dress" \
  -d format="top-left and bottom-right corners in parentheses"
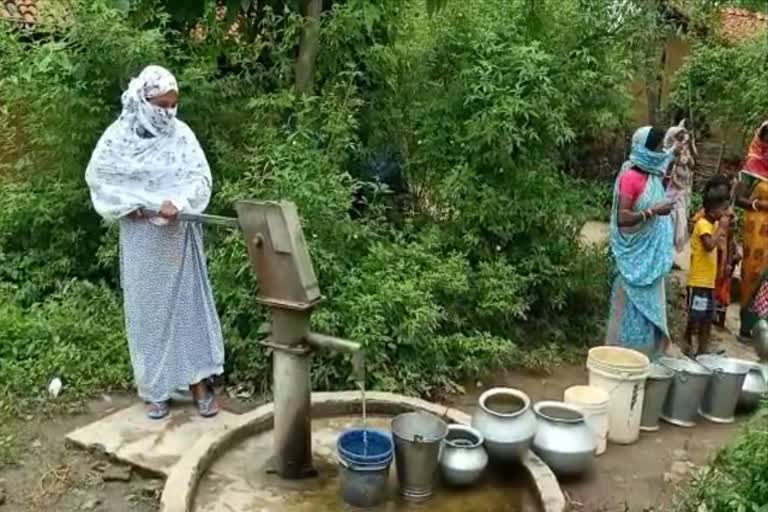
top-left (85, 65), bottom-right (224, 419)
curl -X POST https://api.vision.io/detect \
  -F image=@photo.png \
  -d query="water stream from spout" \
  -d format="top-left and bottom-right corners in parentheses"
top-left (353, 351), bottom-right (367, 455)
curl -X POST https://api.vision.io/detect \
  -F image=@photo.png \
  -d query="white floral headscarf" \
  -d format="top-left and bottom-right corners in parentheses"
top-left (85, 65), bottom-right (212, 222)
top-left (122, 65), bottom-right (179, 137)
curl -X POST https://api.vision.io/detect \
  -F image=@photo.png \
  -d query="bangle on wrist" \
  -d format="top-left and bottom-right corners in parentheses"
top-left (640, 211), bottom-right (647, 222)
top-left (753, 199), bottom-right (760, 211)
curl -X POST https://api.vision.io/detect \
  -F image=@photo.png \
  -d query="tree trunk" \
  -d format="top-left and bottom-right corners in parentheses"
top-left (295, 0), bottom-right (322, 95)
top-left (646, 81), bottom-right (659, 126)
top-left (656, 43), bottom-right (667, 122)
top-left (645, 42), bottom-right (667, 126)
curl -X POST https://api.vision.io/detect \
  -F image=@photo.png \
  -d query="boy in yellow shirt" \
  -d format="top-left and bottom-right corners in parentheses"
top-left (686, 189), bottom-right (731, 356)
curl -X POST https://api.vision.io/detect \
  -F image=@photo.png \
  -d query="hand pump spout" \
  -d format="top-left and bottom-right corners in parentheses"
top-left (305, 332), bottom-right (360, 354)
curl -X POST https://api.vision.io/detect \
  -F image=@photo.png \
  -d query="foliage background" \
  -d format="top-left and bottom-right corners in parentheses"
top-left (673, 406), bottom-right (768, 512)
top-left (0, 0), bottom-right (678, 411)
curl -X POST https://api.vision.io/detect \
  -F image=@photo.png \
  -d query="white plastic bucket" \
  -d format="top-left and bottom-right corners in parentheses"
top-left (586, 347), bottom-right (650, 445)
top-left (587, 346), bottom-right (649, 370)
top-left (563, 385), bottom-right (610, 456)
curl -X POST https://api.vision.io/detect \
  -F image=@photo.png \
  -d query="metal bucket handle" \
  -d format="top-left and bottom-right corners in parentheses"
top-left (657, 357), bottom-right (712, 383)
top-left (657, 358), bottom-right (689, 383)
top-left (685, 354), bottom-right (712, 373)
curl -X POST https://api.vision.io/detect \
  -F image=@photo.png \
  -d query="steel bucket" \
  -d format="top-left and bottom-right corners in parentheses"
top-left (696, 355), bottom-right (749, 423)
top-left (659, 357), bottom-right (712, 428)
top-left (391, 412), bottom-right (448, 501)
top-left (640, 363), bottom-right (674, 432)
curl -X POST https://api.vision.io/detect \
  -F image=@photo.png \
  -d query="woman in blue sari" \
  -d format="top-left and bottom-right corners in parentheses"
top-left (606, 126), bottom-right (676, 357)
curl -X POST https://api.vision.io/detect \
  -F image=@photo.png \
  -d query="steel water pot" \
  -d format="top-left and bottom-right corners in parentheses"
top-left (471, 388), bottom-right (537, 463)
top-left (737, 360), bottom-right (768, 411)
top-left (752, 319), bottom-right (768, 361)
top-left (439, 425), bottom-right (488, 487)
top-left (532, 401), bottom-right (595, 477)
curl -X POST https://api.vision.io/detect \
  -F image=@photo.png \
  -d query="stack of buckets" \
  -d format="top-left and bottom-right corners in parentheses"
top-left (337, 429), bottom-right (394, 508)
top-left (584, 346), bottom-right (651, 446)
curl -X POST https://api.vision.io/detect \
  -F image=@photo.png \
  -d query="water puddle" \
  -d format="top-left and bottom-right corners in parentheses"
top-left (194, 416), bottom-right (542, 512)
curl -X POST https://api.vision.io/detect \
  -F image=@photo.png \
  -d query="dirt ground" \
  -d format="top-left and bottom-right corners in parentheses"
top-left (0, 395), bottom-right (164, 512)
top-left (445, 363), bottom-right (746, 512)
top-left (1, 341), bottom-right (753, 512)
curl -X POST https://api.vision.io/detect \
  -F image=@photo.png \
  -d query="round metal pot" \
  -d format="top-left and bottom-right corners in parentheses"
top-left (737, 360), bottom-right (768, 411)
top-left (752, 319), bottom-right (768, 361)
top-left (532, 401), bottom-right (595, 477)
top-left (640, 363), bottom-right (674, 432)
top-left (696, 355), bottom-right (749, 424)
top-left (659, 357), bottom-right (712, 428)
top-left (471, 388), bottom-right (537, 463)
top-left (439, 425), bottom-right (488, 487)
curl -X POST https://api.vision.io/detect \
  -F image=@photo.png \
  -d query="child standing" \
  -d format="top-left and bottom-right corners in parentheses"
top-left (686, 188), bottom-right (731, 355)
top-left (691, 175), bottom-right (742, 327)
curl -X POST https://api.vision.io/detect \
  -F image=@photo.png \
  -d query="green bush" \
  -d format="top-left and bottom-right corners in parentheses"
top-left (674, 408), bottom-right (768, 512)
top-left (0, 0), bottom-right (629, 406)
top-left (0, 281), bottom-right (129, 412)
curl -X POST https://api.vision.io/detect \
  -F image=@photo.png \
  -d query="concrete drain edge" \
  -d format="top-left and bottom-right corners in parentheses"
top-left (160, 390), bottom-right (567, 512)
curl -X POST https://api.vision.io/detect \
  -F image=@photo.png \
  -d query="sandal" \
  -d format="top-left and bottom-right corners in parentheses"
top-left (193, 381), bottom-right (220, 418)
top-left (147, 400), bottom-right (171, 420)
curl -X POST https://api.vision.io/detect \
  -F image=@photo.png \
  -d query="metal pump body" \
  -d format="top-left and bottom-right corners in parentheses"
top-left (234, 200), bottom-right (360, 479)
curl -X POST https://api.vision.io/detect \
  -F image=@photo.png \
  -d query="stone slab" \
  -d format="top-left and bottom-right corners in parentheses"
top-left (65, 403), bottom-right (242, 476)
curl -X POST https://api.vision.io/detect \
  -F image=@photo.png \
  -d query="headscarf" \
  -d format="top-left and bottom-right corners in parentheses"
top-left (623, 126), bottom-right (674, 177)
top-left (85, 65), bottom-right (212, 222)
top-left (663, 122), bottom-right (687, 151)
top-left (121, 65), bottom-right (179, 138)
top-left (744, 121), bottom-right (768, 180)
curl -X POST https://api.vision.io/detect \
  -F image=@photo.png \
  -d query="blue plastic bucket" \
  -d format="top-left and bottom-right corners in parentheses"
top-left (337, 429), bottom-right (394, 508)
top-left (337, 429), bottom-right (393, 466)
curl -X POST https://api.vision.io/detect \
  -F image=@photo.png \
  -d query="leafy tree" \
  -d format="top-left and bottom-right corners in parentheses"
top-left (0, 0), bottom-right (627, 408)
top-left (670, 26), bottom-right (768, 146)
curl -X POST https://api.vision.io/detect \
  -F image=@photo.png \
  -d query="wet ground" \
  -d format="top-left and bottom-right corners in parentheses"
top-left (0, 347), bottom-right (753, 512)
top-left (445, 364), bottom-right (746, 512)
top-left (0, 350), bottom-right (756, 512)
top-left (194, 415), bottom-right (541, 512)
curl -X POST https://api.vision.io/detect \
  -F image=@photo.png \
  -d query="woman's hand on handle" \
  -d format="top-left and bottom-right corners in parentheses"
top-left (159, 200), bottom-right (179, 220)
